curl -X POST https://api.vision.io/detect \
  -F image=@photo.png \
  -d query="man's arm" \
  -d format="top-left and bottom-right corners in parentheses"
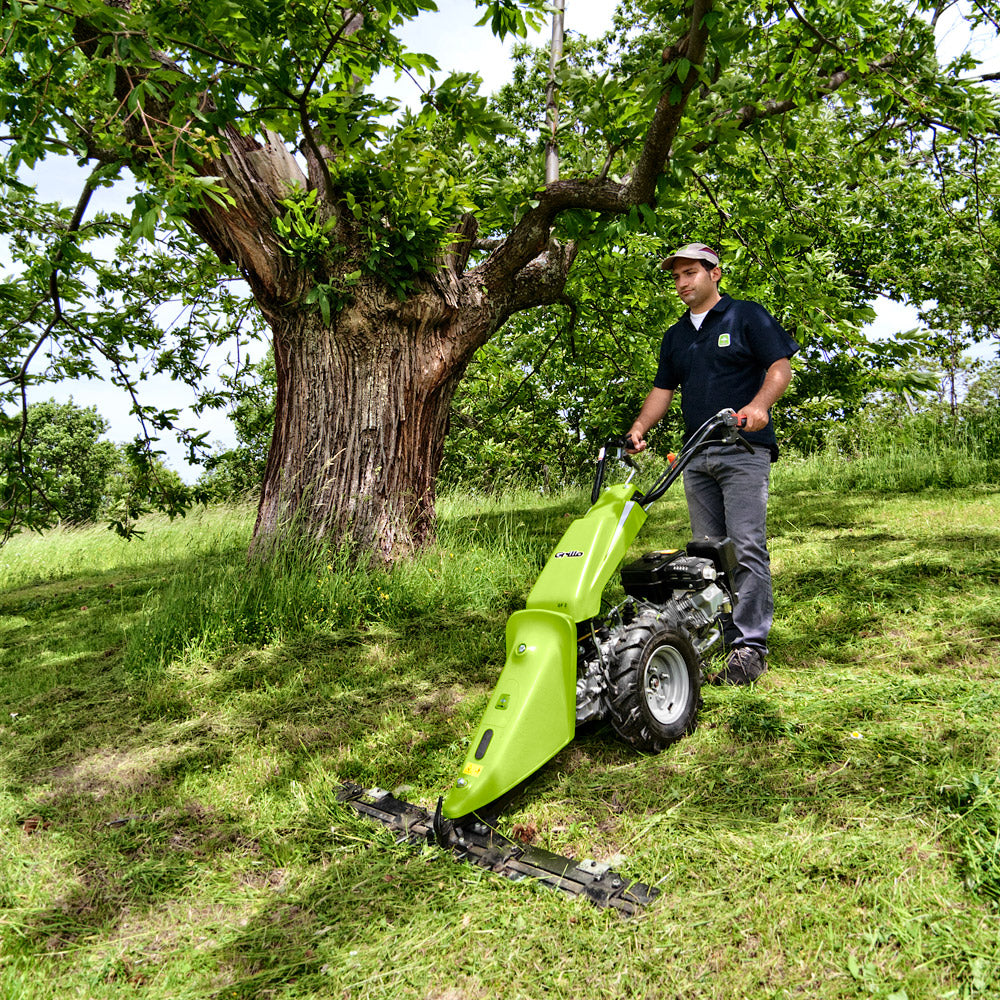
top-left (628, 387), bottom-right (674, 452)
top-left (738, 358), bottom-right (792, 432)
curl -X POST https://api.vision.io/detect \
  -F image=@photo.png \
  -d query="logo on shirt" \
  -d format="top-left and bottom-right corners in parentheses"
top-left (718, 333), bottom-right (731, 347)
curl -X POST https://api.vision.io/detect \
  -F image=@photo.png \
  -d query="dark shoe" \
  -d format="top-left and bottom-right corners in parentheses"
top-left (707, 646), bottom-right (767, 686)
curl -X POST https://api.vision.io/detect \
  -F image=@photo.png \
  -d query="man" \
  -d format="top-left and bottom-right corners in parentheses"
top-left (628, 243), bottom-right (799, 685)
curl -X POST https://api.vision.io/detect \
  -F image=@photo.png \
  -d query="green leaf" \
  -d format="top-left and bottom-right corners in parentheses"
top-left (846, 954), bottom-right (862, 980)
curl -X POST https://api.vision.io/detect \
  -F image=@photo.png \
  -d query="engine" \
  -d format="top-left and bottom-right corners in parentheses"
top-left (575, 538), bottom-right (738, 725)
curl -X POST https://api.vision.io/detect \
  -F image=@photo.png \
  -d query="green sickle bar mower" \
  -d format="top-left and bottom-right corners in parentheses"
top-left (340, 408), bottom-right (751, 914)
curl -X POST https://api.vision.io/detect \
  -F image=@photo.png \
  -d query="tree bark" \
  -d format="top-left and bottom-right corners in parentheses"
top-left (253, 305), bottom-right (464, 561)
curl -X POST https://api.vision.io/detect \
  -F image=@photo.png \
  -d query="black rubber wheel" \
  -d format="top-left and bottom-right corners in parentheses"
top-left (608, 621), bottom-right (701, 753)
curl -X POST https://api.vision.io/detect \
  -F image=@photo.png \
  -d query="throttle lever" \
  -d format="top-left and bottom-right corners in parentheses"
top-left (732, 413), bottom-right (755, 452)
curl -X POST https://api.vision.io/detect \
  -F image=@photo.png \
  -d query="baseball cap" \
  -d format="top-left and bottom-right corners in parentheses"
top-left (659, 242), bottom-right (720, 270)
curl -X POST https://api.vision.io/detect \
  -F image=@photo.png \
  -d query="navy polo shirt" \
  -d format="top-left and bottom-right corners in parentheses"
top-left (653, 294), bottom-right (799, 458)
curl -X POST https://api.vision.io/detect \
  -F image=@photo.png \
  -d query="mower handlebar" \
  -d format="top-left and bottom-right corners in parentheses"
top-left (641, 408), bottom-right (756, 504)
top-left (591, 435), bottom-right (637, 504)
top-left (591, 409), bottom-right (754, 507)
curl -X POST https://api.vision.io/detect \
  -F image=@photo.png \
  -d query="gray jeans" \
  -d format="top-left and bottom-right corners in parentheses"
top-left (682, 443), bottom-right (773, 652)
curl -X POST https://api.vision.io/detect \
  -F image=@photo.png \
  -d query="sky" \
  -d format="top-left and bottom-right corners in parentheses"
top-left (9, 1), bottom-right (998, 480)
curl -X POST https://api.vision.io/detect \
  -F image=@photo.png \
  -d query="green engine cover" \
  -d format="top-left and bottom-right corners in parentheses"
top-left (526, 484), bottom-right (647, 620)
top-left (441, 483), bottom-right (648, 820)
top-left (441, 608), bottom-right (576, 820)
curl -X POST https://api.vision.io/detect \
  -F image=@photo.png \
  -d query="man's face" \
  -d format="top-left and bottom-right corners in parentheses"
top-left (671, 259), bottom-right (721, 312)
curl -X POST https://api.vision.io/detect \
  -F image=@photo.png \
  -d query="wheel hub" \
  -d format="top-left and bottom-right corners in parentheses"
top-left (643, 644), bottom-right (691, 725)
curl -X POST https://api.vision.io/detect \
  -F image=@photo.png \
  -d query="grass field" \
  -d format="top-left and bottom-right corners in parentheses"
top-left (2, 474), bottom-right (1000, 999)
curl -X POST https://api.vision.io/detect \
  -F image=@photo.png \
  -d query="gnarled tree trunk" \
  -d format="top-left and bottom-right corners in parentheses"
top-left (254, 291), bottom-right (490, 562)
top-left (186, 135), bottom-right (506, 562)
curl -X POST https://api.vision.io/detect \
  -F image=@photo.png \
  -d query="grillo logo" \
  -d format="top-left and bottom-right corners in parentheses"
top-left (554, 550), bottom-right (584, 558)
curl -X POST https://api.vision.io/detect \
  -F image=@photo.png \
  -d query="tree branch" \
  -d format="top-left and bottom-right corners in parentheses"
top-left (3, 172), bottom-right (102, 533)
top-left (469, 0), bottom-right (712, 295)
top-left (625, 0), bottom-right (713, 205)
top-left (294, 8), bottom-right (366, 207)
top-left (787, 0), bottom-right (846, 56)
top-left (690, 51), bottom-right (899, 154)
top-left (505, 239), bottom-right (579, 316)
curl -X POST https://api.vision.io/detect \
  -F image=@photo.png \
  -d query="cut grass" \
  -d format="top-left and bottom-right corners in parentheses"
top-left (2, 482), bottom-right (1000, 998)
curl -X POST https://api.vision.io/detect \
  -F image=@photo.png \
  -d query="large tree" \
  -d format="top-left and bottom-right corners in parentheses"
top-left (1, 0), bottom-right (997, 561)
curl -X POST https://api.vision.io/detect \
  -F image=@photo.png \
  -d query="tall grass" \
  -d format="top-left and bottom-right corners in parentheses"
top-left (111, 485), bottom-right (574, 683)
top-left (777, 408), bottom-right (1000, 492)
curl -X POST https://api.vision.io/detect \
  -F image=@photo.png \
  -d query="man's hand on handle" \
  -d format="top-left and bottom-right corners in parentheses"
top-left (626, 426), bottom-right (648, 453)
top-left (735, 406), bottom-right (764, 431)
